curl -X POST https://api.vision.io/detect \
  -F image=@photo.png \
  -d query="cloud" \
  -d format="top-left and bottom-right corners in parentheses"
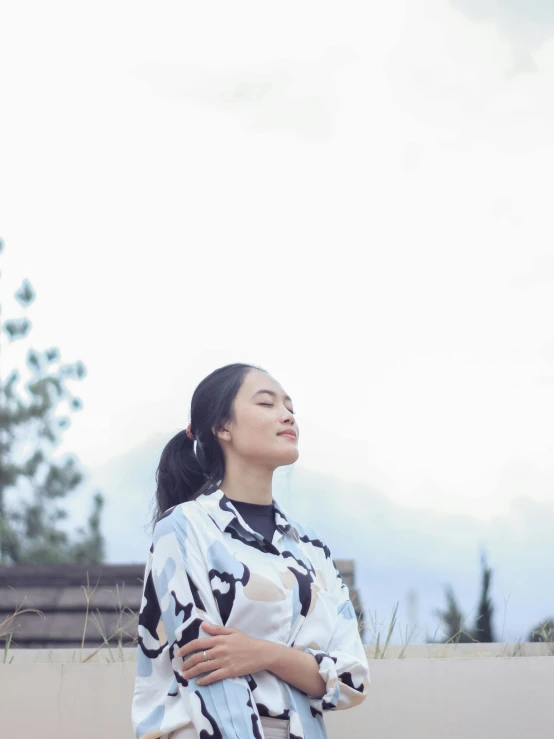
top-left (131, 46), bottom-right (358, 139)
top-left (3, 0), bottom-right (554, 646)
top-left (452, 0), bottom-right (554, 29)
top-left (451, 0), bottom-right (554, 73)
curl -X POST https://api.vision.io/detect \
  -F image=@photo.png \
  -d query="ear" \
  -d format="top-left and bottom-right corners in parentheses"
top-left (213, 424), bottom-right (231, 442)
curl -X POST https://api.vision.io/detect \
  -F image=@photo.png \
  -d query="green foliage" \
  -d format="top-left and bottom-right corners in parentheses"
top-left (430, 550), bottom-right (495, 643)
top-left (527, 618), bottom-right (554, 643)
top-left (470, 550), bottom-right (495, 642)
top-left (430, 549), bottom-right (552, 645)
top-left (0, 238), bottom-right (106, 566)
top-left (431, 584), bottom-right (475, 643)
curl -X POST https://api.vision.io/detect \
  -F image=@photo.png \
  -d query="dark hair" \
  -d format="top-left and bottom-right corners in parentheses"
top-left (148, 362), bottom-right (265, 533)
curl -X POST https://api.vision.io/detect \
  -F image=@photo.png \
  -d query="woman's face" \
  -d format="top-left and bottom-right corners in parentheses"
top-left (218, 368), bottom-right (299, 469)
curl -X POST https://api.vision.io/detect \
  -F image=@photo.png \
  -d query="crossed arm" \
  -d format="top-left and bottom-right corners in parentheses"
top-left (178, 621), bottom-right (327, 698)
top-left (152, 513), bottom-right (369, 727)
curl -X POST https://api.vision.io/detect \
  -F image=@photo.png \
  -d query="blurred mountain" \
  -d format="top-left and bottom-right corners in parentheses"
top-left (64, 433), bottom-right (554, 645)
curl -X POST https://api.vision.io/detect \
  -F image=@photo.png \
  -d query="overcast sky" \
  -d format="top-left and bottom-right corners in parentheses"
top-left (1, 1), bottom-right (553, 640)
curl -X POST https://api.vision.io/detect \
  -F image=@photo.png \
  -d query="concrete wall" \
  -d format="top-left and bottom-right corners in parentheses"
top-left (1, 644), bottom-right (553, 738)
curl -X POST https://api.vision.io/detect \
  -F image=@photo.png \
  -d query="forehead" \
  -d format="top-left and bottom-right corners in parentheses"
top-left (239, 369), bottom-right (288, 398)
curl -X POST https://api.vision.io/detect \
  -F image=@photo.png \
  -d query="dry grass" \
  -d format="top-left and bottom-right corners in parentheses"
top-left (1, 574), bottom-right (140, 664)
top-left (358, 594), bottom-right (554, 659)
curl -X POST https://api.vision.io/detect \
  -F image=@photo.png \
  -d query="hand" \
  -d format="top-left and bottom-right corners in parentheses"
top-left (176, 622), bottom-right (268, 686)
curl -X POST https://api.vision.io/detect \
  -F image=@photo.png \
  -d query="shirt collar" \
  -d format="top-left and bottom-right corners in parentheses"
top-left (196, 486), bottom-right (300, 543)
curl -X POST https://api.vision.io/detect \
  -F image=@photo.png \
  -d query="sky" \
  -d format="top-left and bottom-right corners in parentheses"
top-left (1, 0), bottom-right (553, 643)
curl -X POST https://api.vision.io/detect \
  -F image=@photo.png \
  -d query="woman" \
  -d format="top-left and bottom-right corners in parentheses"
top-left (131, 363), bottom-right (370, 739)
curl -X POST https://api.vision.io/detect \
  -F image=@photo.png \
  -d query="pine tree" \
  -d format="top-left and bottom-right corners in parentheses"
top-left (470, 549), bottom-right (495, 642)
top-left (431, 583), bottom-right (474, 643)
top-left (0, 237), bottom-right (106, 565)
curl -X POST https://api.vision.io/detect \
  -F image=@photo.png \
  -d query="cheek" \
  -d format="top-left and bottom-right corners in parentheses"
top-left (234, 412), bottom-right (275, 450)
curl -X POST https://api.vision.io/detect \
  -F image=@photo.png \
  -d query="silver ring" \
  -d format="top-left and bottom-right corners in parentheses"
top-left (203, 650), bottom-right (209, 662)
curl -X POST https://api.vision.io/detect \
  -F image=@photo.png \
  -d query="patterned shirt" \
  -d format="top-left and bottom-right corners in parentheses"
top-left (131, 487), bottom-right (370, 739)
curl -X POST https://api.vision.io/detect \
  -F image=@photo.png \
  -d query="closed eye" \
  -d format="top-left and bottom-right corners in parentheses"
top-left (258, 402), bottom-right (295, 414)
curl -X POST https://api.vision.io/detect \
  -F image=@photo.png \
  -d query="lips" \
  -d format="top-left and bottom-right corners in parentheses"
top-left (278, 430), bottom-right (297, 439)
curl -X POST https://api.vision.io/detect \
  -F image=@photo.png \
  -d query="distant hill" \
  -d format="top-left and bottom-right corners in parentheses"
top-left (60, 433), bottom-right (554, 645)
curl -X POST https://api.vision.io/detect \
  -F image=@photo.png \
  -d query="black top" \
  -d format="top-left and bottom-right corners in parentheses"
top-left (231, 499), bottom-right (277, 544)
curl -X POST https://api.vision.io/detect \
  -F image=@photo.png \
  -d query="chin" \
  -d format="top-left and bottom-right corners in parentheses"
top-left (276, 448), bottom-right (299, 467)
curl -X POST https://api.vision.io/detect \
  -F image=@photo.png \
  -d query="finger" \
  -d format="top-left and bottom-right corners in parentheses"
top-left (181, 650), bottom-right (212, 671)
top-left (176, 640), bottom-right (197, 658)
top-left (202, 623), bottom-right (235, 635)
top-left (197, 668), bottom-right (228, 686)
top-left (181, 654), bottom-right (198, 670)
top-left (183, 659), bottom-right (221, 680)
top-left (177, 638), bottom-right (214, 658)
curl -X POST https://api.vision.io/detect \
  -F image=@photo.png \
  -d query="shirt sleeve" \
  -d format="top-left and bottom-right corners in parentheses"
top-left (132, 507), bottom-right (263, 739)
top-left (303, 546), bottom-right (371, 712)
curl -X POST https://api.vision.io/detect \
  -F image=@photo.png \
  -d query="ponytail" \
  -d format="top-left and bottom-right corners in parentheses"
top-left (147, 362), bottom-right (264, 534)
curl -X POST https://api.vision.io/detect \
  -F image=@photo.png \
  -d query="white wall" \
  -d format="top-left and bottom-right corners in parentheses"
top-left (1, 644), bottom-right (552, 738)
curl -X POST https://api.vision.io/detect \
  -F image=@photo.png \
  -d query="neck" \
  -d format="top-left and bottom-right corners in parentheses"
top-left (219, 457), bottom-right (274, 505)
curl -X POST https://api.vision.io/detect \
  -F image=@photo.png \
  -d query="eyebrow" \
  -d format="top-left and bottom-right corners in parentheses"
top-left (252, 389), bottom-right (293, 403)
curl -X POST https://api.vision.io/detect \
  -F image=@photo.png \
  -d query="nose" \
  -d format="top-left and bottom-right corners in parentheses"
top-left (282, 407), bottom-right (295, 424)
